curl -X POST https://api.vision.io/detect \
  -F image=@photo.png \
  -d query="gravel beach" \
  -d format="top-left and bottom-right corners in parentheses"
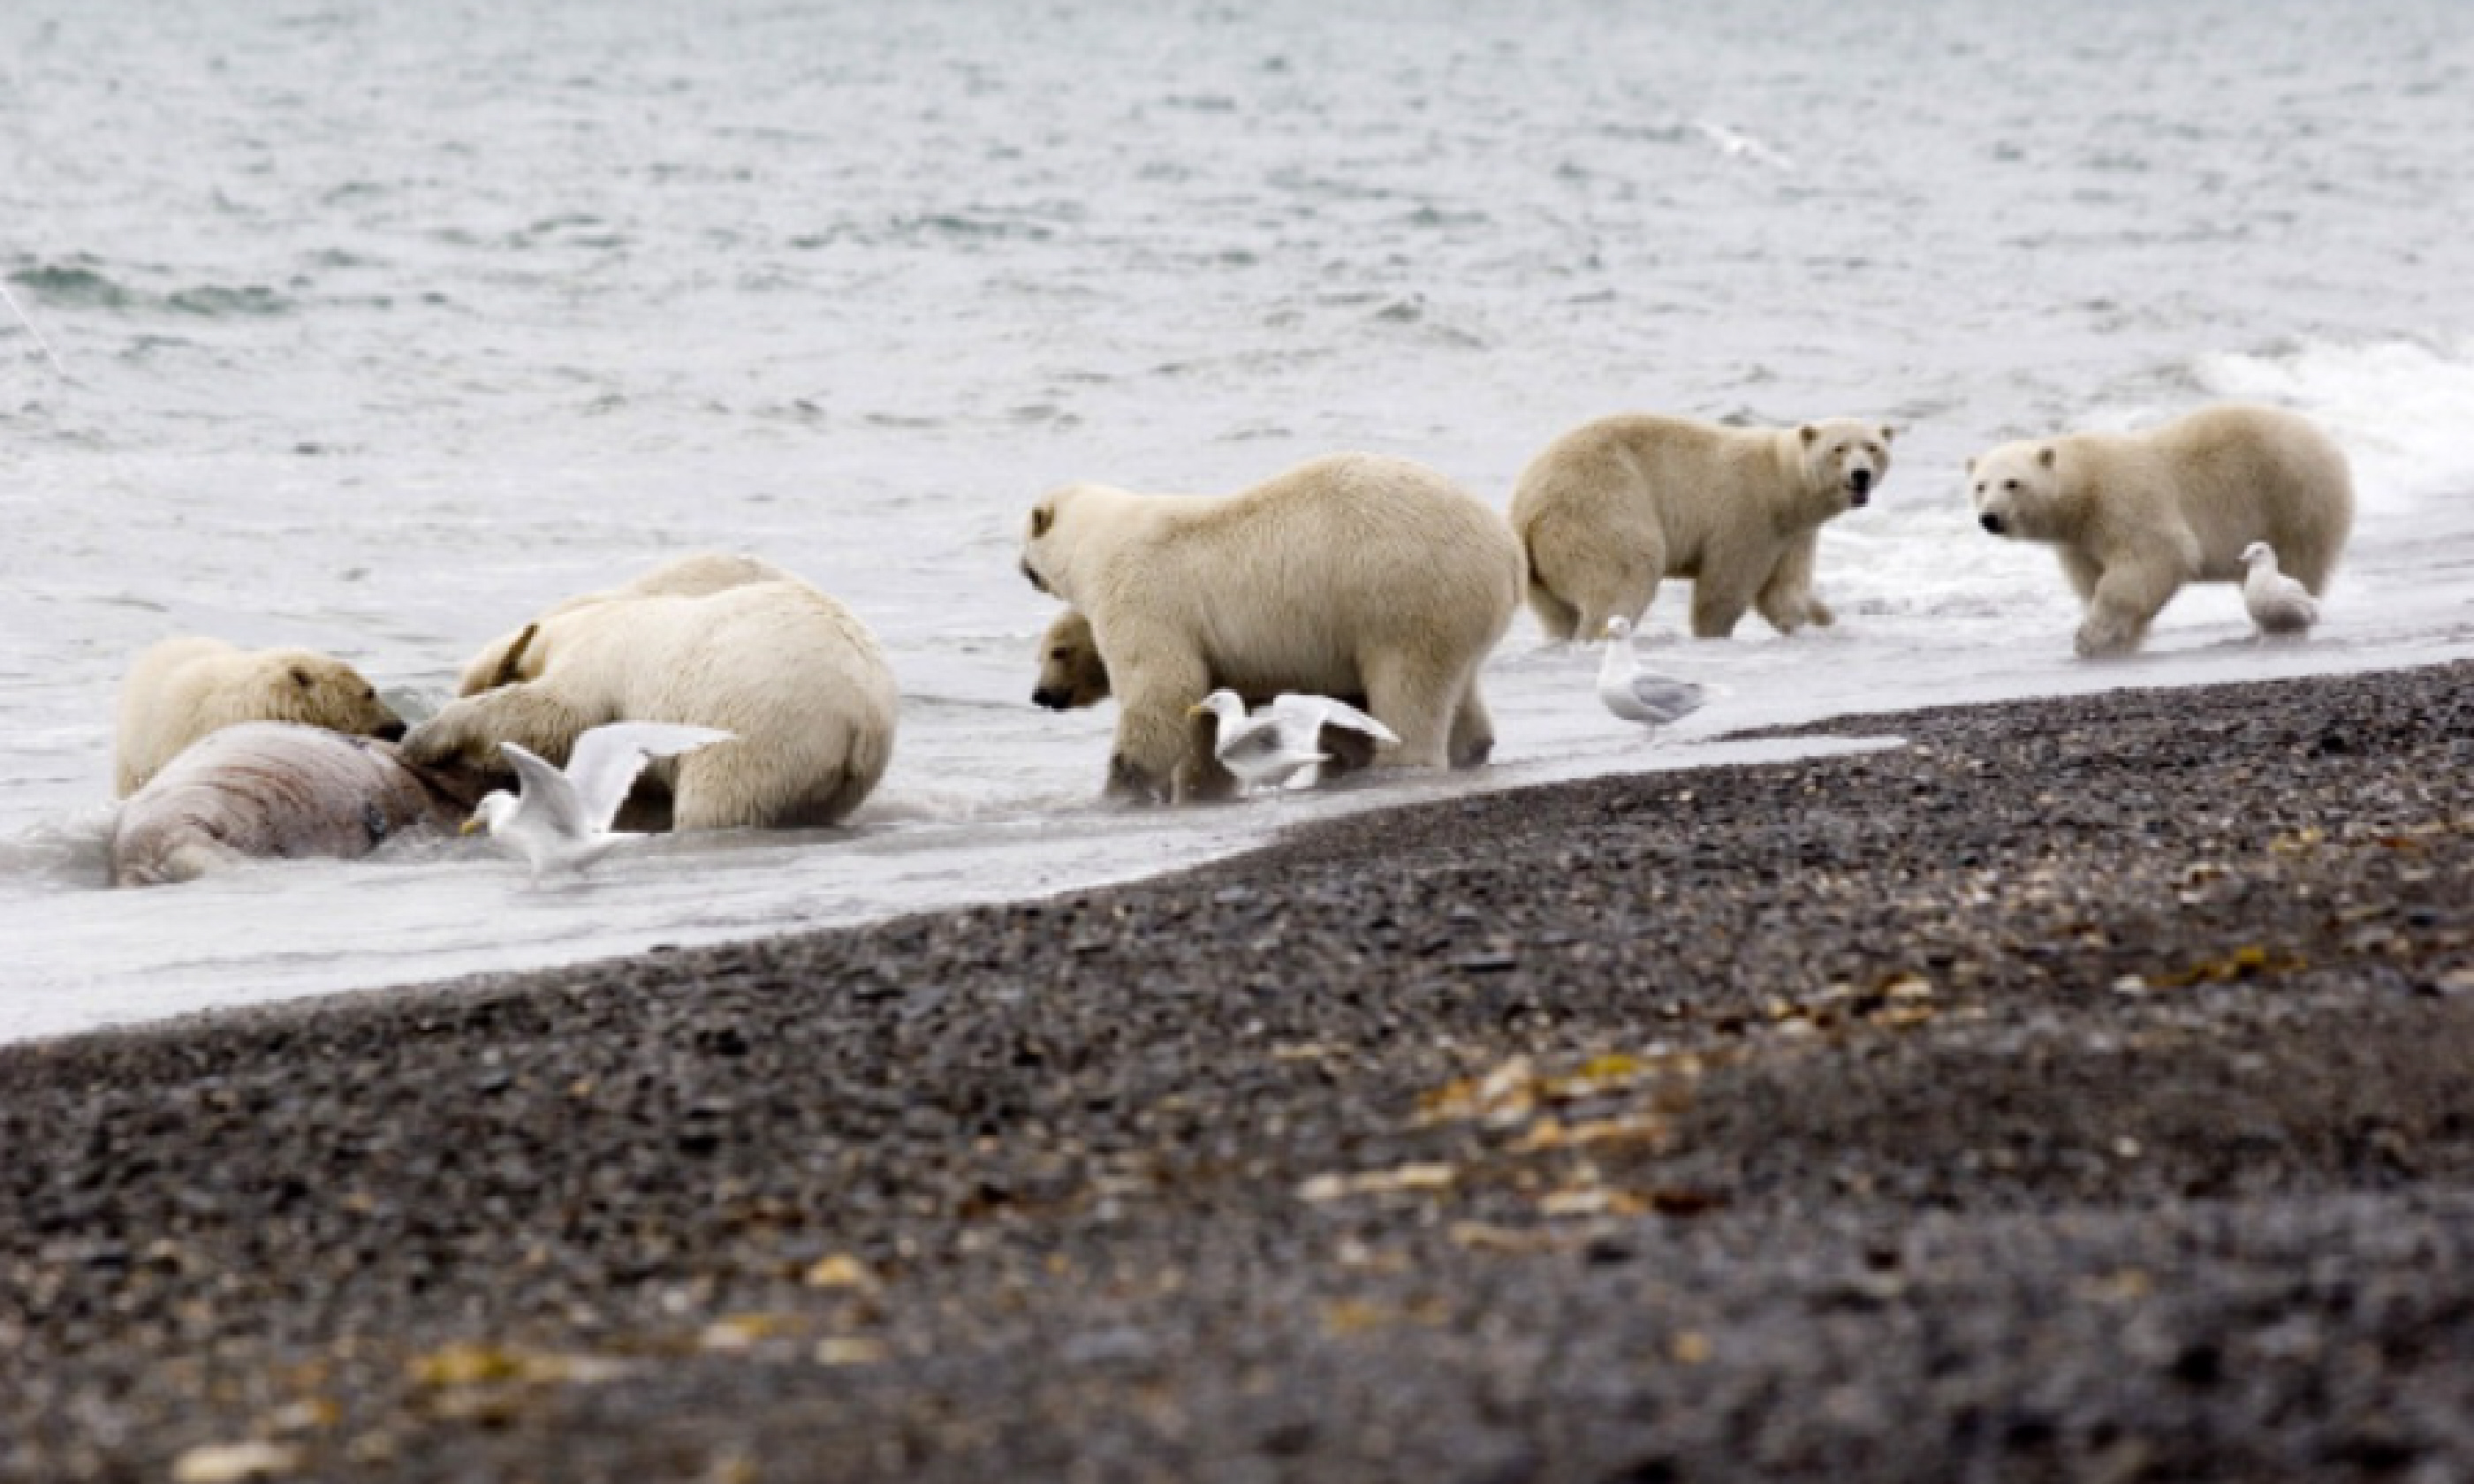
top-left (6, 661), bottom-right (2472, 1484)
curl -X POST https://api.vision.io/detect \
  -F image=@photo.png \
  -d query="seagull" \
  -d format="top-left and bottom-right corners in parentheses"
top-left (1266, 693), bottom-right (1400, 776)
top-left (1188, 690), bottom-right (1326, 793)
top-left (1187, 690), bottom-right (1399, 794)
top-left (464, 721), bottom-right (733, 878)
top-left (1597, 617), bottom-right (1709, 729)
top-left (2241, 541), bottom-right (2320, 640)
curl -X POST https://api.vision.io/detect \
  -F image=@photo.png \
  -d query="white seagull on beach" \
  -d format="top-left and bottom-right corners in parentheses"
top-left (1596, 617), bottom-right (1709, 729)
top-left (2241, 541), bottom-right (2320, 640)
top-left (465, 721), bottom-right (734, 879)
top-left (1188, 689), bottom-right (1399, 793)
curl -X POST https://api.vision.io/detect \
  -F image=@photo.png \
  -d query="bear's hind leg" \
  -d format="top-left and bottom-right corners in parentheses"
top-left (1447, 685), bottom-right (1495, 768)
top-left (1529, 509), bottom-right (1661, 645)
top-left (1355, 651), bottom-right (1461, 769)
top-left (1522, 572), bottom-right (1582, 644)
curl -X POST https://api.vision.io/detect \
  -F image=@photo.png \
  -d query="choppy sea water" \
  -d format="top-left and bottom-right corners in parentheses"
top-left (3, 0), bottom-right (2470, 1044)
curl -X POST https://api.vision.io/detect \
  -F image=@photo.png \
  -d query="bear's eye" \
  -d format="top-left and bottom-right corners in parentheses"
top-left (2003, 479), bottom-right (2019, 492)
top-left (1049, 648), bottom-right (1070, 661)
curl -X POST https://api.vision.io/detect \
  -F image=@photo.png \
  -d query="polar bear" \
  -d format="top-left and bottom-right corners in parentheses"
top-left (405, 574), bottom-right (898, 830)
top-left (456, 551), bottom-right (794, 695)
top-left (1020, 453), bottom-right (1522, 803)
top-left (1967, 403), bottom-right (2354, 658)
top-left (114, 637), bottom-right (405, 798)
top-left (1510, 414), bottom-right (1893, 641)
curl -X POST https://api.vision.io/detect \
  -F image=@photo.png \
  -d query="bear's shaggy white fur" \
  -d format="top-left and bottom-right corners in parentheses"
top-left (1509, 414), bottom-right (1893, 641)
top-left (406, 571), bottom-right (898, 830)
top-left (1020, 452), bottom-right (1522, 803)
top-left (455, 551), bottom-right (794, 696)
top-left (1968, 403), bottom-right (2354, 657)
top-left (114, 636), bottom-right (404, 798)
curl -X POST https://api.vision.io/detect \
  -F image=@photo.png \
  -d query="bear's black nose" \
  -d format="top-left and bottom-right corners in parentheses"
top-left (1031, 687), bottom-right (1068, 711)
top-left (376, 719), bottom-right (407, 742)
top-left (1850, 467), bottom-right (1873, 495)
top-left (1980, 512), bottom-right (2006, 535)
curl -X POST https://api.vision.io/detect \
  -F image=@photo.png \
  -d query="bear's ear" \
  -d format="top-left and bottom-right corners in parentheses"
top-left (1879, 425), bottom-right (1896, 443)
top-left (1029, 503), bottom-right (1054, 540)
top-left (290, 664), bottom-right (315, 688)
top-left (1798, 424), bottom-right (1818, 445)
top-left (488, 623), bottom-right (540, 690)
top-left (1964, 456), bottom-right (1976, 474)
top-left (2038, 445), bottom-right (2057, 469)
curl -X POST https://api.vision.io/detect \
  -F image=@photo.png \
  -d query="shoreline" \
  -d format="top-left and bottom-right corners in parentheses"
top-left (5, 659), bottom-right (2472, 1481)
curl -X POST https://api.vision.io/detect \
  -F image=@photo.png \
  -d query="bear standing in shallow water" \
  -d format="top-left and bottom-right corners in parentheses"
top-left (1968, 403), bottom-right (2354, 658)
top-left (1509, 413), bottom-right (1892, 643)
top-left (1019, 453), bottom-right (1522, 804)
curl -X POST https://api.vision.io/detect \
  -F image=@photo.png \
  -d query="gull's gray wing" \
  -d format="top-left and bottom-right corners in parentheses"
top-left (1621, 676), bottom-right (1708, 726)
top-left (565, 723), bottom-right (734, 835)
top-left (500, 741), bottom-right (590, 839)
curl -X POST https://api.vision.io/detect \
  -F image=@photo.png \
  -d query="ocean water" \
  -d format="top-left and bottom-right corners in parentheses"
top-left (3, 0), bottom-right (2470, 1044)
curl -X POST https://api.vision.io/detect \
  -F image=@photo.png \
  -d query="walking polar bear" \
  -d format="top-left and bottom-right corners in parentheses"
top-left (405, 556), bottom-right (898, 830)
top-left (1510, 414), bottom-right (1893, 642)
top-left (1020, 453), bottom-right (1522, 803)
top-left (114, 636), bottom-right (405, 798)
top-left (1968, 403), bottom-right (2354, 657)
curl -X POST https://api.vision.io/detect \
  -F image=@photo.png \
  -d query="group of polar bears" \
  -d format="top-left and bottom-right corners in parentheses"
top-left (107, 398), bottom-right (2352, 881)
top-left (1028, 401), bottom-right (2350, 801)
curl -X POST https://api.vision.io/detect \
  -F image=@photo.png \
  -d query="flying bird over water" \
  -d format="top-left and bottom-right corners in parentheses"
top-left (1596, 617), bottom-right (1709, 729)
top-left (2241, 541), bottom-right (2320, 640)
top-left (466, 721), bottom-right (734, 879)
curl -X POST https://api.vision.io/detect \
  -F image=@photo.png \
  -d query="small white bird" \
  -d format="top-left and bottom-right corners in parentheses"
top-left (2240, 541), bottom-right (2320, 640)
top-left (1188, 690), bottom-right (1400, 794)
top-left (1597, 617), bottom-right (1709, 728)
top-left (465, 721), bottom-right (734, 879)
top-left (1267, 693), bottom-right (1401, 776)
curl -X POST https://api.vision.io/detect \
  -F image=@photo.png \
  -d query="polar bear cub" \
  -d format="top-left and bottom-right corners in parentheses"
top-left (1020, 452), bottom-right (1523, 803)
top-left (1968, 403), bottom-right (2354, 657)
top-left (1510, 414), bottom-right (1892, 641)
top-left (114, 637), bottom-right (405, 798)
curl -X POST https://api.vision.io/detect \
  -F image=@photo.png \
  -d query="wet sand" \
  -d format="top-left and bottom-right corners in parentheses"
top-left (5, 660), bottom-right (2471, 1483)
